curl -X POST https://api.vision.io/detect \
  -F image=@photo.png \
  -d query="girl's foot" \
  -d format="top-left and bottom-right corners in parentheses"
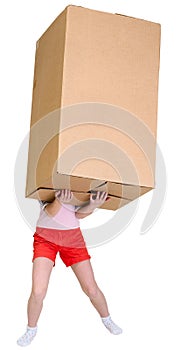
top-left (17, 326), bottom-right (37, 346)
top-left (101, 316), bottom-right (122, 335)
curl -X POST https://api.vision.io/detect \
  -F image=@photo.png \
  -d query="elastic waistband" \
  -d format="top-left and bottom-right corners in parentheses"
top-left (36, 226), bottom-right (80, 234)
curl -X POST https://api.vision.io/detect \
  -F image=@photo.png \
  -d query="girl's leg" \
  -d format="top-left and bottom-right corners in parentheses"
top-left (71, 259), bottom-right (109, 317)
top-left (71, 259), bottom-right (122, 335)
top-left (17, 257), bottom-right (54, 346)
top-left (28, 257), bottom-right (54, 327)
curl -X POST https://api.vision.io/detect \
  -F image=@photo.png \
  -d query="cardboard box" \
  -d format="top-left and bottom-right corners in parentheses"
top-left (26, 5), bottom-right (161, 210)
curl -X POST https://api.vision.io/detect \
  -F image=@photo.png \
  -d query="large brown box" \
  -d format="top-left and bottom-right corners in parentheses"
top-left (26, 5), bottom-right (161, 210)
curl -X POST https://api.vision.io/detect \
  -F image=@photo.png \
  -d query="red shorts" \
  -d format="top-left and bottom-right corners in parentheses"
top-left (32, 227), bottom-right (91, 267)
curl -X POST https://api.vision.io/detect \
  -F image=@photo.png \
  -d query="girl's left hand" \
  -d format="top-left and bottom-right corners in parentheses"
top-left (90, 191), bottom-right (108, 208)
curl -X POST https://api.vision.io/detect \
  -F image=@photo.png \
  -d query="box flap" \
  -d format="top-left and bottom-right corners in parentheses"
top-left (92, 181), bottom-right (152, 200)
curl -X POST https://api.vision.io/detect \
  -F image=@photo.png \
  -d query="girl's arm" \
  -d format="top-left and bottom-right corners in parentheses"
top-left (75, 191), bottom-right (108, 219)
top-left (41, 190), bottom-right (108, 218)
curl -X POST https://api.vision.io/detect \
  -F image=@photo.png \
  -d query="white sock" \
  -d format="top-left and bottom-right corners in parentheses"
top-left (27, 325), bottom-right (37, 332)
top-left (101, 315), bottom-right (122, 335)
top-left (17, 325), bottom-right (37, 347)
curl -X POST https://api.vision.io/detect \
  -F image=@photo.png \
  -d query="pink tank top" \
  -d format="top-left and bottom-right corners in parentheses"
top-left (36, 203), bottom-right (80, 230)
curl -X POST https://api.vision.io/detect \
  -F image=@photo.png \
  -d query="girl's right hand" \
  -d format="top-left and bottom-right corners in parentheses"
top-left (55, 189), bottom-right (73, 203)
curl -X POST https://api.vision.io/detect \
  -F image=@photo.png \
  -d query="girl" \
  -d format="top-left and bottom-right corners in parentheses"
top-left (17, 190), bottom-right (122, 346)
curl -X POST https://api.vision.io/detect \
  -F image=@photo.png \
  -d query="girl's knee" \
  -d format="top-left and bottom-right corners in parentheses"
top-left (82, 283), bottom-right (99, 299)
top-left (31, 286), bottom-right (47, 301)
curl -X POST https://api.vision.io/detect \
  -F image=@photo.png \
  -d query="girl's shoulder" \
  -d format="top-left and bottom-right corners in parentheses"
top-left (38, 200), bottom-right (49, 210)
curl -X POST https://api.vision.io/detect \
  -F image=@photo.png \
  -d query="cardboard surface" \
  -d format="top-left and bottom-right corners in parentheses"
top-left (26, 5), bottom-right (161, 210)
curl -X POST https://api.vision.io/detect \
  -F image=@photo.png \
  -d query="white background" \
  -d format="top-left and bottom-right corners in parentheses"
top-left (1, 0), bottom-right (182, 349)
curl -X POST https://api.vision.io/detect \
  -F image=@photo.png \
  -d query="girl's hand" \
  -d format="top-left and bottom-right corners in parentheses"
top-left (75, 191), bottom-right (109, 219)
top-left (55, 189), bottom-right (73, 204)
top-left (90, 191), bottom-right (108, 209)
